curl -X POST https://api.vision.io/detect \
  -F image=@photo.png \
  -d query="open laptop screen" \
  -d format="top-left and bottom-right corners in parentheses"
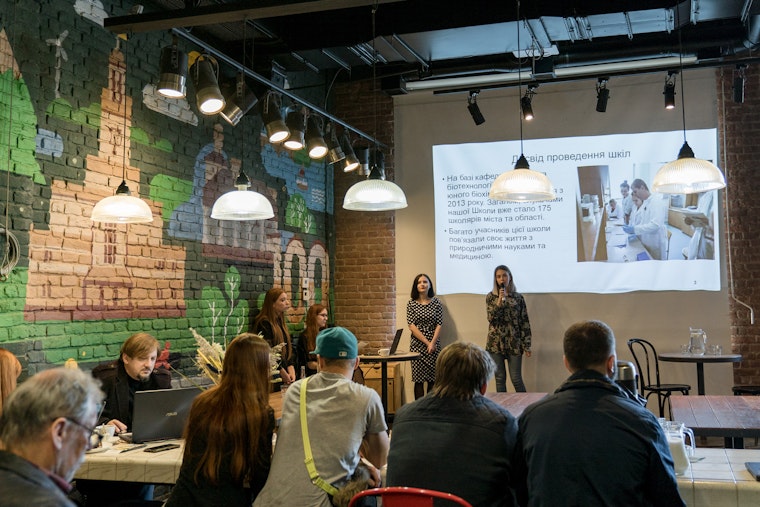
top-left (129, 387), bottom-right (201, 443)
top-left (389, 329), bottom-right (404, 355)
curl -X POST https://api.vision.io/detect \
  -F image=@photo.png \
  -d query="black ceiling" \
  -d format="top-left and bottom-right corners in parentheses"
top-left (107, 0), bottom-right (760, 94)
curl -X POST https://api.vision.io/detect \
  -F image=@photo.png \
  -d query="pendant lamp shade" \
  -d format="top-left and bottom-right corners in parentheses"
top-left (343, 156), bottom-right (408, 211)
top-left (92, 181), bottom-right (154, 224)
top-left (488, 155), bottom-right (556, 202)
top-left (211, 173), bottom-right (274, 220)
top-left (652, 142), bottom-right (726, 194)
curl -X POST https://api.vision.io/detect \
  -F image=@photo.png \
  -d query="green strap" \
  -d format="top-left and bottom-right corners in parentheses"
top-left (300, 377), bottom-right (339, 496)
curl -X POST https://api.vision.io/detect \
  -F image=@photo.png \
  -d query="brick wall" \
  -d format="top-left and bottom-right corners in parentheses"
top-left (331, 80), bottom-right (398, 350)
top-left (718, 66), bottom-right (760, 385)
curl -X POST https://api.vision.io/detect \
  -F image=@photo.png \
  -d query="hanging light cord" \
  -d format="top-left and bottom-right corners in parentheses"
top-left (676, 4), bottom-right (687, 144)
top-left (120, 36), bottom-right (129, 186)
top-left (516, 0), bottom-right (524, 154)
top-left (372, 2), bottom-right (379, 155)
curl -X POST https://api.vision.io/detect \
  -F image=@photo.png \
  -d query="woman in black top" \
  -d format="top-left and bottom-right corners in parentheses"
top-left (252, 287), bottom-right (296, 385)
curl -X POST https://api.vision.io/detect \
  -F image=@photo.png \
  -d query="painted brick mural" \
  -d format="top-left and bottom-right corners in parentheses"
top-left (0, 0), bottom-right (334, 377)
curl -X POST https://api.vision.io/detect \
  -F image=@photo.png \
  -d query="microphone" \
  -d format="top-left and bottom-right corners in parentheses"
top-left (501, 283), bottom-right (506, 303)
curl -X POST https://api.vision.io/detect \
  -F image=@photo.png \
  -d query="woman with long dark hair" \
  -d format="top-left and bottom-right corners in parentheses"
top-left (486, 265), bottom-right (532, 392)
top-left (252, 288), bottom-right (296, 385)
top-left (406, 273), bottom-right (443, 399)
top-left (166, 333), bottom-right (275, 506)
top-left (296, 304), bottom-right (328, 377)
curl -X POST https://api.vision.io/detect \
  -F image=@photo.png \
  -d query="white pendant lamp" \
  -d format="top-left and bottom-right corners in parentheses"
top-left (652, 10), bottom-right (725, 195)
top-left (489, 155), bottom-right (556, 201)
top-left (211, 172), bottom-right (274, 220)
top-left (342, 6), bottom-right (407, 212)
top-left (92, 39), bottom-right (153, 224)
top-left (488, 0), bottom-right (555, 203)
top-left (343, 164), bottom-right (408, 211)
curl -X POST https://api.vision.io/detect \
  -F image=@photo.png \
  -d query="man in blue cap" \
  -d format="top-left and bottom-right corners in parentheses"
top-left (254, 326), bottom-right (389, 507)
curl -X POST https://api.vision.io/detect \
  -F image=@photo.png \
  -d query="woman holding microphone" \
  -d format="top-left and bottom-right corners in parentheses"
top-left (486, 265), bottom-right (532, 392)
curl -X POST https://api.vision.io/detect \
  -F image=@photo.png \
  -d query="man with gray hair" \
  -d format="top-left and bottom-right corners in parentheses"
top-left (513, 320), bottom-right (684, 507)
top-left (387, 341), bottom-right (518, 507)
top-left (0, 367), bottom-right (105, 506)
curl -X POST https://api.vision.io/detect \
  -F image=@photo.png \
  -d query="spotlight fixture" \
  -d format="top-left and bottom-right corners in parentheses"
top-left (663, 71), bottom-right (677, 110)
top-left (733, 64), bottom-right (747, 104)
top-left (595, 77), bottom-right (610, 112)
top-left (521, 85), bottom-right (537, 121)
top-left (157, 35), bottom-right (188, 98)
top-left (652, 9), bottom-right (725, 194)
top-left (219, 73), bottom-right (258, 126)
top-left (262, 92), bottom-right (289, 143)
top-left (340, 132), bottom-right (360, 172)
top-left (467, 90), bottom-right (485, 125)
top-left (283, 108), bottom-right (306, 150)
top-left (305, 115), bottom-right (328, 159)
top-left (192, 54), bottom-right (225, 115)
top-left (488, 0), bottom-right (555, 203)
top-left (325, 122), bottom-right (345, 164)
top-left (354, 145), bottom-right (370, 175)
top-left (92, 39), bottom-right (153, 224)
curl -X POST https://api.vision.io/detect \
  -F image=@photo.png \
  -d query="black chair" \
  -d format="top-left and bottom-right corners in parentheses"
top-left (627, 338), bottom-right (691, 418)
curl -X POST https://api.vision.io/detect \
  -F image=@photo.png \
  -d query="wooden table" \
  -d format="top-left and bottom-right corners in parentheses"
top-left (360, 352), bottom-right (419, 419)
top-left (670, 395), bottom-right (760, 448)
top-left (658, 352), bottom-right (741, 395)
top-left (485, 392), bottom-right (547, 418)
top-left (75, 391), bottom-right (284, 483)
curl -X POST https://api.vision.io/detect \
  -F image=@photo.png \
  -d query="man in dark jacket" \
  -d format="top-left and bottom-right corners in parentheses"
top-left (0, 368), bottom-right (104, 507)
top-left (78, 332), bottom-right (171, 505)
top-left (387, 341), bottom-right (518, 507)
top-left (92, 332), bottom-right (172, 433)
top-left (513, 320), bottom-right (685, 507)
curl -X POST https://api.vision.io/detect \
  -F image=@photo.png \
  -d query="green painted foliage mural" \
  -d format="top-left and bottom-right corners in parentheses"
top-left (0, 70), bottom-right (44, 184)
top-left (200, 266), bottom-right (248, 346)
top-left (286, 193), bottom-right (315, 233)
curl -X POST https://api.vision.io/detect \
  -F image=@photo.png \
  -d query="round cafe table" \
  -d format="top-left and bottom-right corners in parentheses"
top-left (658, 352), bottom-right (742, 395)
top-left (359, 351), bottom-right (419, 420)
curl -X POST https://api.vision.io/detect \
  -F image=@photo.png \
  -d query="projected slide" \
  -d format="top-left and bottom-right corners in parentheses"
top-left (433, 129), bottom-right (720, 295)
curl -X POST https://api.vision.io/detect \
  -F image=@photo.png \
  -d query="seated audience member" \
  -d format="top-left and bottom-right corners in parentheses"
top-left (0, 348), bottom-right (22, 417)
top-left (253, 327), bottom-right (389, 507)
top-left (92, 332), bottom-right (172, 433)
top-left (513, 320), bottom-right (685, 507)
top-left (387, 341), bottom-right (518, 507)
top-left (165, 333), bottom-right (275, 507)
top-left (78, 332), bottom-right (171, 505)
top-left (295, 304), bottom-right (328, 377)
top-left (0, 367), bottom-right (105, 507)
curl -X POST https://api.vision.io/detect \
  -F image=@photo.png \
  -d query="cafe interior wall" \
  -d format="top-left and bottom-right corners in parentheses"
top-left (0, 0), bottom-right (336, 378)
top-left (392, 69), bottom-right (756, 404)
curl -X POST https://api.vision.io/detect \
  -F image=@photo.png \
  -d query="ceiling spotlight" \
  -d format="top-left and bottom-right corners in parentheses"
top-left (521, 85), bottom-right (537, 121)
top-left (305, 115), bottom-right (328, 159)
top-left (262, 92), bottom-right (289, 143)
top-left (733, 64), bottom-right (747, 104)
top-left (467, 90), bottom-right (485, 125)
top-left (663, 71), bottom-right (677, 110)
top-left (219, 73), bottom-right (258, 126)
top-left (596, 77), bottom-right (610, 112)
top-left (283, 108), bottom-right (306, 150)
top-left (325, 122), bottom-right (345, 164)
top-left (192, 54), bottom-right (225, 115)
top-left (340, 132), bottom-right (360, 172)
top-left (157, 36), bottom-right (188, 98)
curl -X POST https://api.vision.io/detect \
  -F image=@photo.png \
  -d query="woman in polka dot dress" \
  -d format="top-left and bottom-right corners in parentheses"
top-left (406, 273), bottom-right (443, 399)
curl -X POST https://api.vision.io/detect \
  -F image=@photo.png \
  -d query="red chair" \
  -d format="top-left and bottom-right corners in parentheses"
top-left (348, 487), bottom-right (473, 507)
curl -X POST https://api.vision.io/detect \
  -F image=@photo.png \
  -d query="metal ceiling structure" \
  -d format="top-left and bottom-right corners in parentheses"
top-left (106, 0), bottom-right (760, 95)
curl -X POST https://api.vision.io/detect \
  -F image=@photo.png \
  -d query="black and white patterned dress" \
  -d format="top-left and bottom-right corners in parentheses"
top-left (406, 297), bottom-right (443, 383)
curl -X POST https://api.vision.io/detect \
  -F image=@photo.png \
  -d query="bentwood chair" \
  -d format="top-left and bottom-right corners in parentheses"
top-left (627, 338), bottom-right (691, 418)
top-left (348, 487), bottom-right (473, 507)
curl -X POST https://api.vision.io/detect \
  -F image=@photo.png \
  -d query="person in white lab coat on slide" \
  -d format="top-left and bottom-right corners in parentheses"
top-left (622, 179), bottom-right (669, 260)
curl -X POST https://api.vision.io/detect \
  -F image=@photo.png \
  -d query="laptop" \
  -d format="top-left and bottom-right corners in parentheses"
top-left (388, 328), bottom-right (404, 355)
top-left (122, 387), bottom-right (201, 443)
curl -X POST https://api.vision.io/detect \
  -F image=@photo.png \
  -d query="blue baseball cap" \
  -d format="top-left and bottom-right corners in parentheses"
top-left (313, 327), bottom-right (358, 359)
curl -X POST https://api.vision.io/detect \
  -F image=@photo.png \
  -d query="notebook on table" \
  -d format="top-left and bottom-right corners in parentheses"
top-left (120, 387), bottom-right (201, 443)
